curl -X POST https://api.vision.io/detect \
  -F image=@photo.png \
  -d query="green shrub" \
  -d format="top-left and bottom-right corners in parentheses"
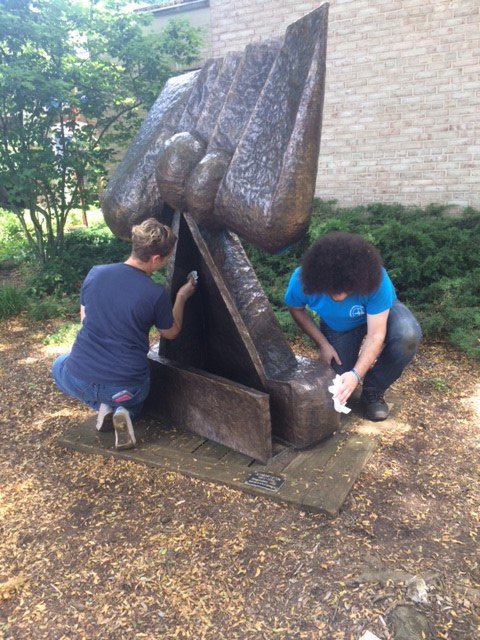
top-left (27, 295), bottom-right (78, 321)
top-left (0, 285), bottom-right (26, 319)
top-left (0, 209), bottom-right (29, 263)
top-left (43, 321), bottom-right (82, 347)
top-left (0, 219), bottom-right (128, 319)
top-left (27, 223), bottom-right (130, 297)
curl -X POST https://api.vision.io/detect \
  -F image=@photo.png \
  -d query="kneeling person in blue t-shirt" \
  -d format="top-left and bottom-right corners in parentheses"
top-left (52, 218), bottom-right (197, 449)
top-left (284, 232), bottom-right (422, 420)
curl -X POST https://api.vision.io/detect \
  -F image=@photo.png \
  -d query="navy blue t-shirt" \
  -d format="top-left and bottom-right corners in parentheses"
top-left (67, 263), bottom-right (173, 385)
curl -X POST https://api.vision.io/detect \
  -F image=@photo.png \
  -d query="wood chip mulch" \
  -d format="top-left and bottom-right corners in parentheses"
top-left (0, 318), bottom-right (479, 639)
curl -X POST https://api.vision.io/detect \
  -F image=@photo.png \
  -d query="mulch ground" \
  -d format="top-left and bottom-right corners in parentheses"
top-left (0, 317), bottom-right (479, 640)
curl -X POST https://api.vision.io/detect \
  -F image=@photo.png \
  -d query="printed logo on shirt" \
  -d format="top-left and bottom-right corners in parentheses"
top-left (349, 305), bottom-right (366, 318)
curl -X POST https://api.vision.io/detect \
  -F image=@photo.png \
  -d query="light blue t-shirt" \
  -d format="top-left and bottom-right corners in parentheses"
top-left (284, 266), bottom-right (396, 332)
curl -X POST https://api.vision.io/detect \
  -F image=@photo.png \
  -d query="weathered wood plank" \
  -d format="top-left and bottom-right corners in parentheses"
top-left (301, 433), bottom-right (378, 515)
top-left (58, 412), bottom-right (384, 516)
top-left (192, 440), bottom-right (232, 461)
top-left (268, 433), bottom-right (346, 507)
top-left (282, 432), bottom-right (345, 478)
top-left (220, 449), bottom-right (255, 467)
top-left (166, 431), bottom-right (207, 453)
top-left (249, 446), bottom-right (298, 474)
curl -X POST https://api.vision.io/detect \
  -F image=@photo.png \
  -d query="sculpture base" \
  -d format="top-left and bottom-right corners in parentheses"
top-left (267, 356), bottom-right (340, 448)
top-left (147, 353), bottom-right (272, 463)
top-left (58, 388), bottom-right (405, 516)
top-left (147, 350), bottom-right (339, 460)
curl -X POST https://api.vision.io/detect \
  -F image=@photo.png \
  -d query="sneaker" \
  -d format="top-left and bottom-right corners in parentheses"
top-left (361, 388), bottom-right (389, 421)
top-left (96, 404), bottom-right (114, 432)
top-left (113, 407), bottom-right (136, 450)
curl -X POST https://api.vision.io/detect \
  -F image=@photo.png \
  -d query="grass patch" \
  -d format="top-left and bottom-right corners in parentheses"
top-left (43, 321), bottom-right (82, 347)
top-left (26, 295), bottom-right (78, 321)
top-left (0, 285), bottom-right (26, 319)
top-left (425, 377), bottom-right (451, 392)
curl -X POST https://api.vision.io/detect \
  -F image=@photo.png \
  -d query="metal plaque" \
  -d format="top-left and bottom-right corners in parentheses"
top-left (245, 472), bottom-right (286, 493)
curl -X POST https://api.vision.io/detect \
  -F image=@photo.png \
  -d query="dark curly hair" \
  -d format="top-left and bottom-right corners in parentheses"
top-left (301, 232), bottom-right (383, 295)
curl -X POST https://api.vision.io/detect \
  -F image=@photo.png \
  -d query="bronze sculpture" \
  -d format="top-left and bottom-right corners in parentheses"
top-left (102, 4), bottom-right (339, 462)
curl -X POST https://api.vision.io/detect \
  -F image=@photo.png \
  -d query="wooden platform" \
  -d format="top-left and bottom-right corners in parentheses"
top-left (58, 393), bottom-right (401, 516)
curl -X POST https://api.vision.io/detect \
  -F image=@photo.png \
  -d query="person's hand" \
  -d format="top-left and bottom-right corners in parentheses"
top-left (318, 342), bottom-right (342, 366)
top-left (334, 371), bottom-right (358, 406)
top-left (177, 277), bottom-right (197, 301)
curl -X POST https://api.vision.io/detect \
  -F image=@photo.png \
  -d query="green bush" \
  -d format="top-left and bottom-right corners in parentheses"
top-left (26, 223), bottom-right (130, 297)
top-left (43, 321), bottom-right (82, 347)
top-left (0, 209), bottom-right (29, 263)
top-left (246, 199), bottom-right (480, 360)
top-left (0, 285), bottom-right (26, 319)
top-left (27, 295), bottom-right (78, 321)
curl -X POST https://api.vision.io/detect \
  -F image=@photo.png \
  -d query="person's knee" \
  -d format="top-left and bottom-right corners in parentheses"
top-left (401, 329), bottom-right (421, 358)
top-left (51, 353), bottom-right (67, 383)
top-left (389, 304), bottom-right (422, 358)
top-left (392, 322), bottom-right (422, 361)
top-left (51, 353), bottom-right (72, 393)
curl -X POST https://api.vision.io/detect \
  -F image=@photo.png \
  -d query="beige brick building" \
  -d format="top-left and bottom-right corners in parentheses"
top-left (141, 0), bottom-right (480, 208)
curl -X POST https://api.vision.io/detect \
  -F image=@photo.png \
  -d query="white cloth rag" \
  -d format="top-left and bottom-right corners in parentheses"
top-left (328, 374), bottom-right (352, 414)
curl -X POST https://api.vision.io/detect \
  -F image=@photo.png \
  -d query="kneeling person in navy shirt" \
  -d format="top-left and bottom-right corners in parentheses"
top-left (284, 232), bottom-right (422, 420)
top-left (52, 218), bottom-right (197, 449)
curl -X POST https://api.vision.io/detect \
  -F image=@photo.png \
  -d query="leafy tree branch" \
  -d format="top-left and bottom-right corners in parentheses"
top-left (0, 0), bottom-right (202, 262)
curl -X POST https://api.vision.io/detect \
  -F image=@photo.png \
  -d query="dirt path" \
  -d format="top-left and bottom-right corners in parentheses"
top-left (0, 317), bottom-right (479, 639)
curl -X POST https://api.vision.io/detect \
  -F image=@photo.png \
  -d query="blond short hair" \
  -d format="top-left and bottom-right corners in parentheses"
top-left (131, 219), bottom-right (177, 262)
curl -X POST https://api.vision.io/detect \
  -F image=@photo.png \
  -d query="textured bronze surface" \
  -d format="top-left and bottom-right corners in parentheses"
top-left (267, 357), bottom-right (340, 447)
top-left (161, 213), bottom-right (266, 390)
top-left (148, 353), bottom-right (272, 463)
top-left (185, 150), bottom-right (231, 225)
top-left (101, 71), bottom-right (199, 240)
top-left (215, 7), bottom-right (328, 252)
top-left (196, 221), bottom-right (297, 380)
top-left (185, 41), bottom-right (280, 226)
top-left (177, 58), bottom-right (223, 133)
top-left (158, 213), bottom-right (339, 448)
top-left (208, 42), bottom-right (281, 155)
top-left (156, 132), bottom-right (206, 213)
top-left (102, 5), bottom-right (328, 250)
top-left (102, 6), bottom-right (335, 458)
top-left (193, 52), bottom-right (243, 144)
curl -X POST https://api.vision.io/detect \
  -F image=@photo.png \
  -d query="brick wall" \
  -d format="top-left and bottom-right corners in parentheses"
top-left (208, 0), bottom-right (480, 207)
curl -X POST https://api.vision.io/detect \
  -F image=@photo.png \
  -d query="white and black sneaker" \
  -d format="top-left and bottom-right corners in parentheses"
top-left (95, 404), bottom-right (114, 432)
top-left (113, 407), bottom-right (136, 450)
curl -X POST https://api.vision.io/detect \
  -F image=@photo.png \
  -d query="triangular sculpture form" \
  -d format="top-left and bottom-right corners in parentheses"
top-left (102, 4), bottom-right (339, 462)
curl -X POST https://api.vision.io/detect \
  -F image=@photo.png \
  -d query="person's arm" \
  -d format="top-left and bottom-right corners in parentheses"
top-left (160, 280), bottom-right (197, 340)
top-left (80, 304), bottom-right (85, 322)
top-left (288, 306), bottom-right (342, 366)
top-left (334, 309), bottom-right (389, 405)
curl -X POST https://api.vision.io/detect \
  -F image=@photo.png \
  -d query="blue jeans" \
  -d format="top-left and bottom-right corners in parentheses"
top-left (321, 301), bottom-right (422, 392)
top-left (51, 353), bottom-right (150, 419)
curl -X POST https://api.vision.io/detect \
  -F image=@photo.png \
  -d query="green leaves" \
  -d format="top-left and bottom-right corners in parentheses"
top-left (0, 0), bottom-right (202, 261)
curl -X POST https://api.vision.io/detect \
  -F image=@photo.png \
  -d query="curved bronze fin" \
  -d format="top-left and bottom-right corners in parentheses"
top-left (215, 5), bottom-right (329, 252)
top-left (102, 70), bottom-right (199, 239)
